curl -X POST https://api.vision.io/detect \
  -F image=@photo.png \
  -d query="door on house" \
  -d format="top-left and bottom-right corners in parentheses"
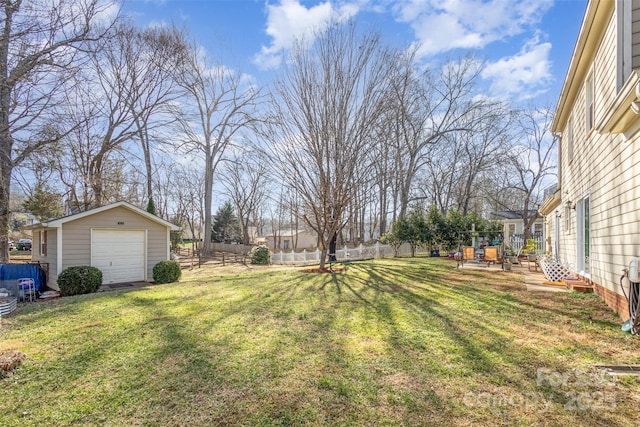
top-left (576, 196), bottom-right (590, 275)
top-left (554, 213), bottom-right (561, 259)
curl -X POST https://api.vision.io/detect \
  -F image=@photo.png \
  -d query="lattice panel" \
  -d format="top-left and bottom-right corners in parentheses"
top-left (538, 255), bottom-right (572, 282)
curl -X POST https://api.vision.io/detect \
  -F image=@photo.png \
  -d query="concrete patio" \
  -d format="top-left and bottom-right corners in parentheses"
top-left (456, 258), bottom-right (568, 293)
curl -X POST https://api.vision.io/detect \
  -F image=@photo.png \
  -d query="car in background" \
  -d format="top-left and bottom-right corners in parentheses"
top-left (16, 238), bottom-right (32, 251)
top-left (8, 240), bottom-right (14, 251)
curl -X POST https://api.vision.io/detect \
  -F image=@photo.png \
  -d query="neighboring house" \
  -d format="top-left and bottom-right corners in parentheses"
top-left (25, 201), bottom-right (180, 290)
top-left (265, 229), bottom-right (317, 250)
top-left (490, 210), bottom-right (544, 246)
top-left (10, 211), bottom-right (37, 229)
top-left (548, 0), bottom-right (640, 317)
top-left (538, 184), bottom-right (562, 256)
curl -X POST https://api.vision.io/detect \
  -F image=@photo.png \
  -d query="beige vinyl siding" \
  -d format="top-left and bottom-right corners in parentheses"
top-left (559, 7), bottom-right (640, 298)
top-left (633, 0), bottom-right (640, 68)
top-left (60, 206), bottom-right (169, 282)
top-left (594, 11), bottom-right (617, 127)
top-left (30, 228), bottom-right (59, 290)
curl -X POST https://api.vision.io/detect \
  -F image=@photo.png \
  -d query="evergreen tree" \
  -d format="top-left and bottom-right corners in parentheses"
top-left (23, 184), bottom-right (64, 221)
top-left (211, 201), bottom-right (242, 243)
top-left (146, 196), bottom-right (157, 216)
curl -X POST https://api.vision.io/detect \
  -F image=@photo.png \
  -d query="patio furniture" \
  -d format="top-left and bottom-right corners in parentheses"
top-left (482, 246), bottom-right (499, 266)
top-left (457, 246), bottom-right (476, 268)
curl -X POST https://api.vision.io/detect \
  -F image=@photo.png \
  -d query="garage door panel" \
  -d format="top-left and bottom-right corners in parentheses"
top-left (92, 230), bottom-right (145, 284)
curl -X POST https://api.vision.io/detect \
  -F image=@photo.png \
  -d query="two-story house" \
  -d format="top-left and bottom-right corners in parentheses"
top-left (547, 0), bottom-right (640, 317)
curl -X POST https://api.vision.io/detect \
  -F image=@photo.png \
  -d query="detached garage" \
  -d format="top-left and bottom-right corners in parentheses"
top-left (26, 201), bottom-right (180, 290)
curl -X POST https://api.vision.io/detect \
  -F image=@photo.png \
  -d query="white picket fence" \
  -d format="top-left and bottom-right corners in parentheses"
top-left (509, 233), bottom-right (544, 254)
top-left (269, 242), bottom-right (431, 265)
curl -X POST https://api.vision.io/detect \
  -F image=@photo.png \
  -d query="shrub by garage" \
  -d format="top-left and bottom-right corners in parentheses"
top-left (153, 260), bottom-right (181, 284)
top-left (58, 266), bottom-right (103, 296)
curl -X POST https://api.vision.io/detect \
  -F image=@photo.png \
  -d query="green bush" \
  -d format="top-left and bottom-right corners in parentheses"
top-left (57, 266), bottom-right (103, 296)
top-left (153, 260), bottom-right (182, 284)
top-left (250, 246), bottom-right (270, 265)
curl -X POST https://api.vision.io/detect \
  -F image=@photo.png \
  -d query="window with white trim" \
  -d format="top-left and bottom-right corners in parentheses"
top-left (39, 230), bottom-right (47, 256)
top-left (616, 0), bottom-right (632, 91)
top-left (586, 73), bottom-right (594, 132)
top-left (567, 117), bottom-right (574, 163)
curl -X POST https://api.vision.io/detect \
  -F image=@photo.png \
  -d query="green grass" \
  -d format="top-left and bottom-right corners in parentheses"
top-left (2, 257), bottom-right (640, 426)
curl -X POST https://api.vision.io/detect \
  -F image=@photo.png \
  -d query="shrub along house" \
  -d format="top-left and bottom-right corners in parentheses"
top-left (25, 201), bottom-right (180, 290)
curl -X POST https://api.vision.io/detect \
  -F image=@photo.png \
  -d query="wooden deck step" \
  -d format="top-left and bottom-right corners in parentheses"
top-left (562, 278), bottom-right (594, 293)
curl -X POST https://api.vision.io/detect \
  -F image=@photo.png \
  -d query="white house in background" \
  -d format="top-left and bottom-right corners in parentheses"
top-left (548, 0), bottom-right (640, 317)
top-left (490, 210), bottom-right (544, 246)
top-left (265, 229), bottom-right (317, 250)
top-left (25, 201), bottom-right (180, 290)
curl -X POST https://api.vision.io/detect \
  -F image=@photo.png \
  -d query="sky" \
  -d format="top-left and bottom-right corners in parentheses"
top-left (122, 0), bottom-right (589, 107)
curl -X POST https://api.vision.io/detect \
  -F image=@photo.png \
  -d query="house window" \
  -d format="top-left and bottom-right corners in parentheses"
top-left (534, 223), bottom-right (543, 235)
top-left (567, 117), bottom-right (574, 163)
top-left (283, 239), bottom-right (290, 250)
top-left (39, 230), bottom-right (47, 256)
top-left (586, 73), bottom-right (594, 132)
top-left (616, 0), bottom-right (632, 91)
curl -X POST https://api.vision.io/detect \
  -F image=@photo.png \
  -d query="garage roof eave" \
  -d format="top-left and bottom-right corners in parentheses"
top-left (22, 201), bottom-right (180, 231)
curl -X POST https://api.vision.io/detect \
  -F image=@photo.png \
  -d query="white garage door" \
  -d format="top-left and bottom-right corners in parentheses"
top-left (92, 229), bottom-right (146, 284)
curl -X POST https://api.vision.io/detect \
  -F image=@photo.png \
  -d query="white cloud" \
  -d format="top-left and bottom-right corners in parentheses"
top-left (93, 1), bottom-right (122, 27)
top-left (481, 36), bottom-right (553, 99)
top-left (393, 0), bottom-right (553, 57)
top-left (252, 0), bottom-right (361, 69)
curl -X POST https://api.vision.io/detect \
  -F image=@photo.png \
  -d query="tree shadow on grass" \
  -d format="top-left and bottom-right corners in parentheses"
top-left (4, 259), bottom-right (639, 426)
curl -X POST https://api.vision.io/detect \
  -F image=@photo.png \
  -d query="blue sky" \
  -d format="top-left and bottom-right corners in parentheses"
top-left (123, 0), bottom-right (587, 106)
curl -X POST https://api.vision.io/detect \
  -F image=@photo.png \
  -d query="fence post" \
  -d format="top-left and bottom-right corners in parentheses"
top-left (303, 249), bottom-right (307, 263)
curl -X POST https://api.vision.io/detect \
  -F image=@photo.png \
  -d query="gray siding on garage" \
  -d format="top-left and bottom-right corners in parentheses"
top-left (61, 206), bottom-right (169, 283)
top-left (31, 228), bottom-right (59, 289)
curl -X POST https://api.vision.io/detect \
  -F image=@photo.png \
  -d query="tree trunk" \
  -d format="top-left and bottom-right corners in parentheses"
top-left (0, 140), bottom-right (11, 263)
top-left (0, 33), bottom-right (12, 263)
top-left (202, 151), bottom-right (214, 258)
top-left (379, 186), bottom-right (387, 236)
top-left (140, 126), bottom-right (153, 201)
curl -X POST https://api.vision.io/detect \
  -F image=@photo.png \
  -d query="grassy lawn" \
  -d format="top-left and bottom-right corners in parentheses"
top-left (2, 257), bottom-right (640, 426)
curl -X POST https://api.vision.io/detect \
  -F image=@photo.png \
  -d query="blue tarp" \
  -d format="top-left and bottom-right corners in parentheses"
top-left (0, 264), bottom-right (47, 293)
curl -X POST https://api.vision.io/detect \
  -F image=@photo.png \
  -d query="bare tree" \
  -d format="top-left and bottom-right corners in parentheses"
top-left (0, 0), bottom-right (117, 262)
top-left (168, 163), bottom-right (205, 247)
top-left (501, 106), bottom-right (557, 239)
top-left (169, 33), bottom-right (264, 257)
top-left (220, 150), bottom-right (269, 245)
top-left (268, 22), bottom-right (394, 269)
top-left (452, 104), bottom-right (512, 215)
top-left (124, 25), bottom-right (183, 205)
top-left (385, 55), bottom-right (490, 220)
